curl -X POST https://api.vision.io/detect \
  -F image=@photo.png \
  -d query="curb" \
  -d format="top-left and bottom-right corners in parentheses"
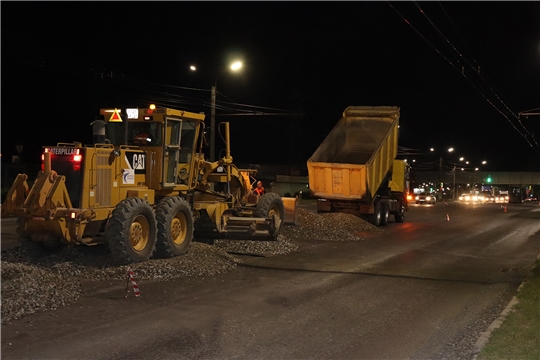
top-left (471, 253), bottom-right (540, 359)
top-left (471, 295), bottom-right (520, 358)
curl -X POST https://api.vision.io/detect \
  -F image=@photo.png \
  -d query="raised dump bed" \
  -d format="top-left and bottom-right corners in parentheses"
top-left (307, 106), bottom-right (400, 202)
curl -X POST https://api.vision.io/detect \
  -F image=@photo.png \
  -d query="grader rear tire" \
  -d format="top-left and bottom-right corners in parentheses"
top-left (155, 196), bottom-right (194, 258)
top-left (254, 193), bottom-right (285, 238)
top-left (106, 198), bottom-right (157, 264)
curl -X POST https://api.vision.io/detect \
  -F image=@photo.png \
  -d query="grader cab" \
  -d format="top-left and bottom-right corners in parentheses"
top-left (2, 106), bottom-right (286, 264)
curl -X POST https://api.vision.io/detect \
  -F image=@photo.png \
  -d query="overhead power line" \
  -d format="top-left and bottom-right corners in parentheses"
top-left (387, 2), bottom-right (540, 155)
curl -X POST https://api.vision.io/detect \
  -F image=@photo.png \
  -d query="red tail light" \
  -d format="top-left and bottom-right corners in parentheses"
top-left (41, 153), bottom-right (46, 171)
top-left (73, 154), bottom-right (82, 171)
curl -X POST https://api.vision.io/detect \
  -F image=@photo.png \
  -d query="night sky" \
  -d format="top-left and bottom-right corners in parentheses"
top-left (2, 2), bottom-right (540, 172)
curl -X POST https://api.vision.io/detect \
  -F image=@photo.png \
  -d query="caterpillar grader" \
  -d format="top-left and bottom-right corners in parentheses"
top-left (2, 106), bottom-right (285, 264)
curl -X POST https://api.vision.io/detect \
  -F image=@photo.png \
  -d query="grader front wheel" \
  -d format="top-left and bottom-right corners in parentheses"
top-left (155, 196), bottom-right (194, 258)
top-left (254, 193), bottom-right (285, 238)
top-left (106, 198), bottom-right (157, 264)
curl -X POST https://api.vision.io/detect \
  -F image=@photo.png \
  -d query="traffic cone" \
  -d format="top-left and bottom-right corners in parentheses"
top-left (446, 214), bottom-right (450, 221)
top-left (503, 205), bottom-right (507, 213)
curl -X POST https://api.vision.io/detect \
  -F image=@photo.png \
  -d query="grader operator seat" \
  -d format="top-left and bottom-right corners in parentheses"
top-left (129, 122), bottom-right (161, 146)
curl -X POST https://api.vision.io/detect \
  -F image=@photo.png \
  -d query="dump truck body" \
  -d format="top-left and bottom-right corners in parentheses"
top-left (307, 106), bottom-right (409, 225)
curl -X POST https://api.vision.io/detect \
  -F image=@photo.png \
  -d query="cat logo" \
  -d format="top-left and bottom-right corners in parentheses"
top-left (125, 152), bottom-right (146, 174)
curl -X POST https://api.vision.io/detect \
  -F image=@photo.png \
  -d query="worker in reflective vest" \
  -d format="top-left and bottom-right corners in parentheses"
top-left (253, 181), bottom-right (265, 196)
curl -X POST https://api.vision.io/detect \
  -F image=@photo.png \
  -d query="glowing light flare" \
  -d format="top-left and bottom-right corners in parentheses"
top-left (230, 61), bottom-right (243, 71)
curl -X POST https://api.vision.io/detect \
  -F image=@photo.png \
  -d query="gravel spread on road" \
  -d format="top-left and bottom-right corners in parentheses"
top-left (1, 208), bottom-right (381, 323)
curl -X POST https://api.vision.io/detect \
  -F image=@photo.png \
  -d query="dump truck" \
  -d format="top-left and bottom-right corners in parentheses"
top-left (307, 106), bottom-right (410, 226)
top-left (2, 106), bottom-right (287, 264)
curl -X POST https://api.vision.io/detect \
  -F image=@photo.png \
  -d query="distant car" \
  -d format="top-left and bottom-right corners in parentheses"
top-left (482, 194), bottom-right (495, 203)
top-left (495, 194), bottom-right (509, 203)
top-left (459, 193), bottom-right (482, 203)
top-left (415, 193), bottom-right (436, 204)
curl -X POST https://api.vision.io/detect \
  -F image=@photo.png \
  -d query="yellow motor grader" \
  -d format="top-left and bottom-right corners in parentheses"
top-left (2, 106), bottom-right (285, 264)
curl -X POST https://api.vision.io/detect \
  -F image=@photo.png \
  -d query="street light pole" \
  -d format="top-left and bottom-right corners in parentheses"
top-left (194, 61), bottom-right (242, 163)
top-left (210, 83), bottom-right (216, 162)
top-left (438, 156), bottom-right (442, 201)
top-left (474, 168), bottom-right (479, 193)
top-left (453, 165), bottom-right (456, 201)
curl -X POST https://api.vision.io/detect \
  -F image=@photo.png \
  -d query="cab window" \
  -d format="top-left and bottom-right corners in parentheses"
top-left (128, 122), bottom-right (162, 146)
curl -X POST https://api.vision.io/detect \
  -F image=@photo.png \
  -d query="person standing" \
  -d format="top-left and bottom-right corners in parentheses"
top-left (253, 181), bottom-right (265, 196)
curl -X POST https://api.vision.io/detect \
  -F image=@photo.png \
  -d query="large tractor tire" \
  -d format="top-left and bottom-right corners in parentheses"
top-left (106, 198), bottom-right (157, 264)
top-left (369, 201), bottom-right (382, 227)
top-left (155, 196), bottom-right (194, 258)
top-left (254, 193), bottom-right (285, 238)
top-left (380, 202), bottom-right (390, 226)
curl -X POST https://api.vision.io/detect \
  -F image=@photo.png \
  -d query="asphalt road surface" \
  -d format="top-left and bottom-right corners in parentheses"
top-left (2, 202), bottom-right (539, 359)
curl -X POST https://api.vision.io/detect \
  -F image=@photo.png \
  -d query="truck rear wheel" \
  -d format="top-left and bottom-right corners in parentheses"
top-left (369, 201), bottom-right (382, 227)
top-left (106, 198), bottom-right (157, 264)
top-left (254, 193), bottom-right (285, 237)
top-left (155, 196), bottom-right (193, 258)
top-left (394, 202), bottom-right (405, 223)
top-left (380, 202), bottom-right (390, 226)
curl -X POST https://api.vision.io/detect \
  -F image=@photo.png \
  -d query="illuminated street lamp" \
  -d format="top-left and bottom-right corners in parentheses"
top-left (190, 61), bottom-right (243, 162)
top-left (431, 147), bottom-right (454, 201)
top-left (474, 167), bottom-right (479, 192)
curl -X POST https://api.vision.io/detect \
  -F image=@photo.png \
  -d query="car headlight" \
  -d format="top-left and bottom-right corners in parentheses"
top-left (415, 196), bottom-right (419, 200)
top-left (426, 196), bottom-right (431, 201)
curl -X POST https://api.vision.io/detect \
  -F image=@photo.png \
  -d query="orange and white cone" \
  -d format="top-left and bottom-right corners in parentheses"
top-left (503, 205), bottom-right (507, 213)
top-left (446, 214), bottom-right (450, 221)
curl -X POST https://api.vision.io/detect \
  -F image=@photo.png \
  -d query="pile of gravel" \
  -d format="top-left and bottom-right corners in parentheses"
top-left (1, 208), bottom-right (382, 323)
top-left (281, 208), bottom-right (385, 241)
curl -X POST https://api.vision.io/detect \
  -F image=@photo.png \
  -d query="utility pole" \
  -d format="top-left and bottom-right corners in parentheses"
top-left (453, 165), bottom-right (456, 201)
top-left (438, 157), bottom-right (442, 201)
top-left (210, 84), bottom-right (216, 162)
